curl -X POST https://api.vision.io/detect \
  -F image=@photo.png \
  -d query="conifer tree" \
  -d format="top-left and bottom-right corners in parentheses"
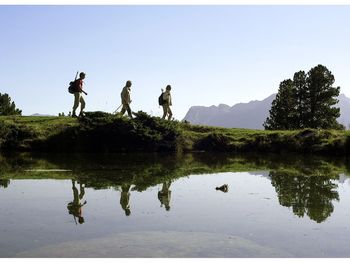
top-left (0, 93), bottom-right (22, 116)
top-left (264, 79), bottom-right (295, 130)
top-left (292, 71), bottom-right (308, 128)
top-left (264, 65), bottom-right (341, 130)
top-left (305, 65), bottom-right (340, 129)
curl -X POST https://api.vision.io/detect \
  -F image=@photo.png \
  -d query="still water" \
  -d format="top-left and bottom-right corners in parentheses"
top-left (1, 153), bottom-right (350, 257)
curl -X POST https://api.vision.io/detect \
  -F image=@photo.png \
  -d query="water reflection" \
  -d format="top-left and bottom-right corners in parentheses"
top-left (67, 180), bottom-right (87, 224)
top-left (269, 172), bottom-right (339, 223)
top-left (158, 181), bottom-right (172, 211)
top-left (0, 179), bottom-right (10, 188)
top-left (120, 184), bottom-right (131, 216)
top-left (0, 152), bottom-right (349, 223)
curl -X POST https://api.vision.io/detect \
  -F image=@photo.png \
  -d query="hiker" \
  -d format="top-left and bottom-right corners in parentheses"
top-left (162, 85), bottom-right (172, 120)
top-left (120, 184), bottom-right (131, 216)
top-left (158, 181), bottom-right (172, 211)
top-left (72, 72), bottom-right (87, 117)
top-left (67, 179), bottom-right (87, 224)
top-left (120, 80), bottom-right (133, 118)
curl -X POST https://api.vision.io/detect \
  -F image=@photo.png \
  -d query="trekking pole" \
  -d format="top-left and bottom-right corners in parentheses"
top-left (113, 104), bottom-right (123, 114)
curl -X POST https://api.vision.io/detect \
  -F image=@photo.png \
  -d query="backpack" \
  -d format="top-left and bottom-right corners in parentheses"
top-left (68, 79), bottom-right (79, 94)
top-left (158, 92), bottom-right (165, 106)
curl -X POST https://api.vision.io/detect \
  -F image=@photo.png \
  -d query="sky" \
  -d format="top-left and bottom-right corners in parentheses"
top-left (1, 5), bottom-right (350, 119)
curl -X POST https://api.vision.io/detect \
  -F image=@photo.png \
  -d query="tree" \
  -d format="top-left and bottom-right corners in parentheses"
top-left (292, 71), bottom-right (308, 128)
top-left (264, 79), bottom-right (296, 130)
top-left (305, 65), bottom-right (340, 129)
top-left (0, 93), bottom-right (22, 116)
top-left (264, 65), bottom-right (341, 130)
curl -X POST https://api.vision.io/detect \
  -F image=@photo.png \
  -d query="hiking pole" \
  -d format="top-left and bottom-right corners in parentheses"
top-left (113, 104), bottom-right (123, 114)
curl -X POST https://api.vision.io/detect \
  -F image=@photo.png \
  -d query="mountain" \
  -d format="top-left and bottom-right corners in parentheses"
top-left (183, 93), bottom-right (350, 130)
top-left (29, 113), bottom-right (55, 117)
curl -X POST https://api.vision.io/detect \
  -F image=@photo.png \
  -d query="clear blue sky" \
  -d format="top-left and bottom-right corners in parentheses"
top-left (1, 5), bottom-right (350, 118)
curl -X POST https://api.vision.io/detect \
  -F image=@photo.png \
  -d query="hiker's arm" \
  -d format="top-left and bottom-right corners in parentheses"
top-left (78, 81), bottom-right (88, 95)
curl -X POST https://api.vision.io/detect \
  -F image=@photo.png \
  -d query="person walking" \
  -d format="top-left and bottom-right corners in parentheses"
top-left (72, 72), bottom-right (87, 117)
top-left (162, 85), bottom-right (173, 120)
top-left (120, 80), bottom-right (133, 118)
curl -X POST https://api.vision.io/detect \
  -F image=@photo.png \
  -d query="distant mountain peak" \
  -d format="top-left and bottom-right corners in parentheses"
top-left (29, 113), bottom-right (55, 117)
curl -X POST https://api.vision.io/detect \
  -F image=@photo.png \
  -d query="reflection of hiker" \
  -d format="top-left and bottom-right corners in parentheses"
top-left (72, 72), bottom-right (88, 117)
top-left (120, 184), bottom-right (131, 216)
top-left (120, 80), bottom-right (133, 118)
top-left (67, 180), bottom-right (87, 224)
top-left (158, 181), bottom-right (172, 211)
top-left (162, 85), bottom-right (173, 120)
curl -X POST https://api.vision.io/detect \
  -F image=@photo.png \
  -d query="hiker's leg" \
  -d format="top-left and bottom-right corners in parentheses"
top-left (162, 105), bottom-right (168, 119)
top-left (79, 95), bottom-right (86, 116)
top-left (120, 104), bottom-right (126, 116)
top-left (126, 104), bottom-right (133, 118)
top-left (167, 106), bottom-right (172, 120)
top-left (72, 92), bottom-right (80, 116)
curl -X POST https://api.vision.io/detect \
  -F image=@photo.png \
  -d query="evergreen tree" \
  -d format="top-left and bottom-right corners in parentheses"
top-left (263, 79), bottom-right (296, 130)
top-left (292, 71), bottom-right (308, 128)
top-left (264, 65), bottom-right (341, 130)
top-left (305, 65), bottom-right (340, 129)
top-left (0, 93), bottom-right (22, 116)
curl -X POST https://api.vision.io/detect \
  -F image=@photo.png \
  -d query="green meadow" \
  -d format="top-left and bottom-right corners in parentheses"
top-left (1, 111), bottom-right (350, 155)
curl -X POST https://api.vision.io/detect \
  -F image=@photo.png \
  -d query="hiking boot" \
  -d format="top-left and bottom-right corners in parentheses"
top-left (72, 113), bottom-right (77, 118)
top-left (79, 111), bottom-right (85, 117)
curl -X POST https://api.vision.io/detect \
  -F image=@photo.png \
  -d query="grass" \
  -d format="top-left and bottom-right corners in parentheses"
top-left (1, 112), bottom-right (350, 154)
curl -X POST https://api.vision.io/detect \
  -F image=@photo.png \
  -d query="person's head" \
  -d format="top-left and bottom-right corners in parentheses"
top-left (126, 80), bottom-right (132, 87)
top-left (166, 85), bottom-right (171, 91)
top-left (79, 72), bottom-right (86, 79)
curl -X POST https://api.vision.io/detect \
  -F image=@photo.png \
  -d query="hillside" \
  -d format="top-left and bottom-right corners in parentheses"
top-left (1, 112), bottom-right (350, 155)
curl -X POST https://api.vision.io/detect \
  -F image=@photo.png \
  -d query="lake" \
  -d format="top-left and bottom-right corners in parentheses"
top-left (1, 152), bottom-right (350, 257)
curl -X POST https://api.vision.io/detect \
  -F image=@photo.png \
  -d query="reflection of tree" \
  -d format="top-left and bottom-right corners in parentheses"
top-left (269, 172), bottom-right (339, 223)
top-left (0, 179), bottom-right (10, 188)
top-left (67, 180), bottom-right (87, 224)
top-left (158, 181), bottom-right (172, 211)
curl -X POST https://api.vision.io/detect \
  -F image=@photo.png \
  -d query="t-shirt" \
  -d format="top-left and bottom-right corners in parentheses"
top-left (76, 79), bottom-right (83, 92)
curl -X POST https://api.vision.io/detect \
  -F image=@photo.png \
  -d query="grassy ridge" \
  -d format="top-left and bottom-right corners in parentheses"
top-left (1, 112), bottom-right (350, 154)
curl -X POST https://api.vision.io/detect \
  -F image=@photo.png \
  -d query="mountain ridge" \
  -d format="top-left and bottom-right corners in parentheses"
top-left (183, 93), bottom-right (350, 130)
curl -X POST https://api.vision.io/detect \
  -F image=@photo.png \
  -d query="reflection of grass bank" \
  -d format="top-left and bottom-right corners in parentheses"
top-left (0, 152), bottom-right (348, 189)
top-left (1, 112), bottom-right (350, 154)
top-left (1, 152), bottom-right (346, 224)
